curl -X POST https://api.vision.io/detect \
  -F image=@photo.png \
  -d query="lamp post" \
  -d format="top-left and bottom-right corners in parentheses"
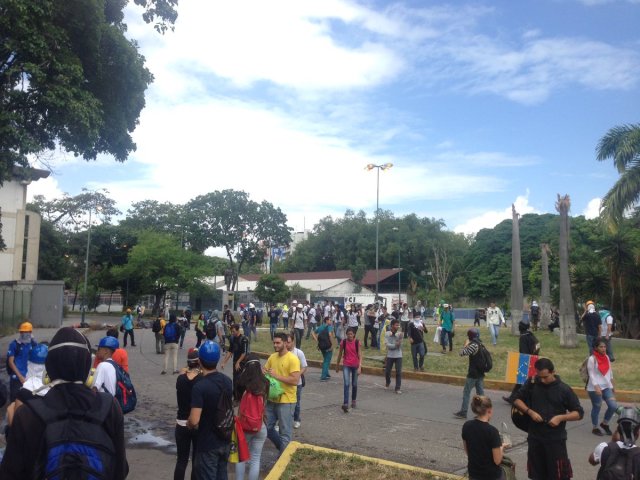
top-left (366, 162), bottom-right (393, 301)
top-left (174, 224), bottom-right (184, 313)
top-left (80, 204), bottom-right (101, 327)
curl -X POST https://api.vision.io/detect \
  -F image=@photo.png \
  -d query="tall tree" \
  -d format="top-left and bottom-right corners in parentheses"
top-left (539, 243), bottom-right (551, 329)
top-left (555, 194), bottom-right (577, 348)
top-left (254, 274), bottom-right (290, 305)
top-left (596, 124), bottom-right (640, 227)
top-left (186, 190), bottom-right (292, 291)
top-left (510, 204), bottom-right (524, 335)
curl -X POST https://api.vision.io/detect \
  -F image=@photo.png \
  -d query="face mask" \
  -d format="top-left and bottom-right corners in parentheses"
top-left (588, 305), bottom-right (596, 313)
top-left (20, 332), bottom-right (32, 343)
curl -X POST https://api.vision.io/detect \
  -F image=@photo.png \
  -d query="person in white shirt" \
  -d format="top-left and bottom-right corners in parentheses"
top-left (305, 304), bottom-right (318, 340)
top-left (486, 302), bottom-right (505, 346)
top-left (346, 304), bottom-right (360, 335)
top-left (291, 304), bottom-right (306, 349)
top-left (93, 336), bottom-right (118, 396)
top-left (587, 338), bottom-right (618, 437)
top-left (598, 307), bottom-right (615, 362)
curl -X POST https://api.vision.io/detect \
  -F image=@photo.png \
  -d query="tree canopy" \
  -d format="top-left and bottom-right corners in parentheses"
top-left (254, 274), bottom-right (290, 304)
top-left (0, 0), bottom-right (178, 185)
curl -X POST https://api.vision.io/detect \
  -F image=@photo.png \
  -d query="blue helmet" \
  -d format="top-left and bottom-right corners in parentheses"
top-left (98, 336), bottom-right (119, 350)
top-left (198, 341), bottom-right (220, 364)
top-left (29, 343), bottom-right (48, 364)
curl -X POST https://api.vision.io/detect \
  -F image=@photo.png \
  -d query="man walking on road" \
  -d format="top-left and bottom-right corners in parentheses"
top-left (188, 341), bottom-right (232, 480)
top-left (263, 332), bottom-right (300, 454)
top-left (454, 328), bottom-right (487, 419)
top-left (121, 308), bottom-right (136, 347)
top-left (486, 302), bottom-right (505, 346)
top-left (384, 319), bottom-right (404, 394)
top-left (220, 324), bottom-right (250, 402)
top-left (513, 358), bottom-right (584, 480)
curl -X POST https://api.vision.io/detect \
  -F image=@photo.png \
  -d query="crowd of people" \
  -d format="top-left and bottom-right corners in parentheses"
top-left (0, 297), bottom-right (638, 480)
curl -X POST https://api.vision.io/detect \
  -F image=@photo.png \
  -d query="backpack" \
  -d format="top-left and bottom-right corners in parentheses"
top-left (317, 326), bottom-right (332, 351)
top-left (579, 356), bottom-right (590, 387)
top-left (531, 305), bottom-right (540, 317)
top-left (27, 392), bottom-right (116, 479)
top-left (205, 320), bottom-right (217, 340)
top-left (210, 374), bottom-right (234, 441)
top-left (340, 339), bottom-right (360, 357)
top-left (106, 359), bottom-right (137, 414)
top-left (474, 341), bottom-right (493, 373)
top-left (597, 442), bottom-right (640, 480)
top-left (238, 390), bottom-right (265, 433)
top-left (164, 321), bottom-right (179, 343)
top-left (151, 318), bottom-right (162, 333)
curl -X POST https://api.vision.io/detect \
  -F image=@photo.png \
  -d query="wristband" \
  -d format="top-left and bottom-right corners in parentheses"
top-left (525, 408), bottom-right (530, 415)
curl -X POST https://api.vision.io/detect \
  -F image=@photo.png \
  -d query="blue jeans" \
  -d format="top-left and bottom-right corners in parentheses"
top-left (440, 329), bottom-right (452, 351)
top-left (586, 335), bottom-right (596, 355)
top-left (385, 357), bottom-right (402, 391)
top-left (488, 324), bottom-right (500, 345)
top-left (294, 328), bottom-right (304, 349)
top-left (460, 376), bottom-right (485, 414)
top-left (266, 401), bottom-right (295, 453)
top-left (588, 388), bottom-right (617, 427)
top-left (294, 385), bottom-right (303, 422)
top-left (193, 445), bottom-right (230, 480)
top-left (411, 342), bottom-right (426, 370)
top-left (242, 321), bottom-right (250, 338)
top-left (321, 349), bottom-right (333, 380)
top-left (342, 366), bottom-right (358, 405)
top-left (306, 323), bottom-right (317, 339)
top-left (605, 338), bottom-right (615, 362)
top-left (270, 323), bottom-right (277, 340)
top-left (235, 423), bottom-right (267, 480)
top-left (282, 317), bottom-right (288, 329)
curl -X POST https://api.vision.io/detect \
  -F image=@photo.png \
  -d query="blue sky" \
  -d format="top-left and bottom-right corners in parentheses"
top-left (29, 0), bottom-right (640, 235)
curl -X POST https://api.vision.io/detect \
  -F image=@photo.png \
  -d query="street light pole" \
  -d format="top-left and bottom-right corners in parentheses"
top-left (366, 163), bottom-right (393, 302)
top-left (392, 227), bottom-right (400, 305)
top-left (80, 206), bottom-right (95, 327)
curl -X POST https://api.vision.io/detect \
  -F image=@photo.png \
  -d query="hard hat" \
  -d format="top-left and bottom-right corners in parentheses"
top-left (616, 407), bottom-right (640, 447)
top-left (240, 303), bottom-right (246, 309)
top-left (292, 300), bottom-right (298, 304)
top-left (29, 343), bottom-right (48, 364)
top-left (249, 303), bottom-right (255, 309)
top-left (585, 300), bottom-right (595, 307)
top-left (98, 336), bottom-right (119, 350)
top-left (198, 341), bottom-right (221, 364)
top-left (126, 308), bottom-right (131, 313)
top-left (19, 322), bottom-right (33, 332)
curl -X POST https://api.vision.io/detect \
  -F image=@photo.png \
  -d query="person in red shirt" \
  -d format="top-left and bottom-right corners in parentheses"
top-left (93, 328), bottom-right (129, 373)
top-left (335, 327), bottom-right (362, 413)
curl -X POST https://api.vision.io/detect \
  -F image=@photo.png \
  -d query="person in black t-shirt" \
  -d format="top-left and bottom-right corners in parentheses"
top-left (503, 321), bottom-right (540, 404)
top-left (220, 324), bottom-right (250, 401)
top-left (462, 395), bottom-right (505, 480)
top-left (174, 348), bottom-right (202, 480)
top-left (188, 341), bottom-right (232, 479)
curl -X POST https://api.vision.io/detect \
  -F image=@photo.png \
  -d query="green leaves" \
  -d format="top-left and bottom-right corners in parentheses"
top-left (254, 274), bottom-right (290, 304)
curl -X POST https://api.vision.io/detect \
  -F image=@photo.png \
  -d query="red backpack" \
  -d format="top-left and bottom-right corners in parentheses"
top-left (238, 390), bottom-right (264, 433)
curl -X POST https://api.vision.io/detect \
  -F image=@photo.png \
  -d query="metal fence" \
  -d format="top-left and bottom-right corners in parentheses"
top-left (0, 288), bottom-right (31, 331)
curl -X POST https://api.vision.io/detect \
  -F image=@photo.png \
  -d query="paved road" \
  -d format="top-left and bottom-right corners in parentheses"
top-left (1, 319), bottom-right (608, 479)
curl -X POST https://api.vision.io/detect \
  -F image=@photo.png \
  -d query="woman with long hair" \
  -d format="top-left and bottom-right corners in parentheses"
top-left (461, 395), bottom-right (505, 480)
top-left (235, 353), bottom-right (269, 480)
top-left (174, 348), bottom-right (202, 480)
top-left (587, 337), bottom-right (617, 436)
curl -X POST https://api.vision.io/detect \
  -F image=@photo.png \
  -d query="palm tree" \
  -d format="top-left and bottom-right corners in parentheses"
top-left (556, 194), bottom-right (577, 348)
top-left (596, 124), bottom-right (640, 227)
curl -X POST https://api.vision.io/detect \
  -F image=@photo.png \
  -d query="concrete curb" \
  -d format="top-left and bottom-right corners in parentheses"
top-left (264, 441), bottom-right (463, 480)
top-left (252, 351), bottom-right (640, 403)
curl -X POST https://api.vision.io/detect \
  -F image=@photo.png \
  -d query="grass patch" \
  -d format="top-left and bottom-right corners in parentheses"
top-left (252, 324), bottom-right (640, 390)
top-left (281, 448), bottom-right (448, 480)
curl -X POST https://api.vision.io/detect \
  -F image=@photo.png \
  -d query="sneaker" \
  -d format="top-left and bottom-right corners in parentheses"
top-left (453, 411), bottom-right (467, 419)
top-left (385, 383), bottom-right (390, 389)
top-left (161, 370), bottom-right (166, 375)
top-left (342, 404), bottom-right (349, 413)
top-left (600, 423), bottom-right (612, 435)
top-left (320, 377), bottom-right (329, 382)
top-left (395, 390), bottom-right (402, 395)
top-left (351, 401), bottom-right (356, 409)
top-left (293, 421), bottom-right (301, 429)
top-left (592, 427), bottom-right (604, 436)
top-left (274, 425), bottom-right (279, 432)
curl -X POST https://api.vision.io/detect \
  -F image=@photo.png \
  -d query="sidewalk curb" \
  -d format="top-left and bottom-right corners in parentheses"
top-left (252, 351), bottom-right (640, 403)
top-left (265, 441), bottom-right (463, 480)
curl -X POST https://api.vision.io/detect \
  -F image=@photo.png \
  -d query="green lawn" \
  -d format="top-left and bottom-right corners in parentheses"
top-left (252, 324), bottom-right (640, 391)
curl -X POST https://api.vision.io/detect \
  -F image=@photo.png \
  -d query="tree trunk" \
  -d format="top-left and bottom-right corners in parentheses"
top-left (555, 194), bottom-right (577, 348)
top-left (510, 205), bottom-right (524, 335)
top-left (540, 244), bottom-right (551, 328)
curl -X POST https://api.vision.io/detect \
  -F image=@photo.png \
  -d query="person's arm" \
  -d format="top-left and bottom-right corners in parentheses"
top-left (7, 356), bottom-right (25, 383)
top-left (459, 340), bottom-right (478, 357)
top-left (358, 340), bottom-right (363, 374)
top-left (548, 388), bottom-right (584, 427)
top-left (335, 342), bottom-right (343, 371)
top-left (587, 356), bottom-right (601, 394)
top-left (266, 368), bottom-right (300, 386)
top-left (234, 353), bottom-right (246, 371)
top-left (187, 407), bottom-right (202, 429)
top-left (606, 316), bottom-right (613, 337)
top-left (513, 398), bottom-right (544, 424)
top-left (220, 350), bottom-right (232, 369)
top-left (492, 446), bottom-right (504, 466)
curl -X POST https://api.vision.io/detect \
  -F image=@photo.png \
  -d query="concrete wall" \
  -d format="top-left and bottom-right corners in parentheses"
top-left (31, 281), bottom-right (64, 327)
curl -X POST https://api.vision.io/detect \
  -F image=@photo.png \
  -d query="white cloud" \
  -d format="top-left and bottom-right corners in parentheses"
top-left (583, 197), bottom-right (602, 219)
top-left (26, 176), bottom-right (64, 203)
top-left (453, 191), bottom-right (540, 234)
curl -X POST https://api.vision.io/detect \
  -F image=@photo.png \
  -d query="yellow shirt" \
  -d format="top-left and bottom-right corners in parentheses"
top-left (265, 351), bottom-right (300, 404)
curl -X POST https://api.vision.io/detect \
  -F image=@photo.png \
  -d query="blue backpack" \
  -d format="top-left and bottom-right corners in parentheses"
top-left (26, 392), bottom-right (116, 479)
top-left (164, 321), bottom-right (179, 343)
top-left (106, 359), bottom-right (137, 414)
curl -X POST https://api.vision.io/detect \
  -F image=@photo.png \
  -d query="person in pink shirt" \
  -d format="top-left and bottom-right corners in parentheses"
top-left (335, 327), bottom-right (363, 413)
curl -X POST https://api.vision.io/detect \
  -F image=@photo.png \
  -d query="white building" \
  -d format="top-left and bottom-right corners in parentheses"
top-left (0, 168), bottom-right (49, 281)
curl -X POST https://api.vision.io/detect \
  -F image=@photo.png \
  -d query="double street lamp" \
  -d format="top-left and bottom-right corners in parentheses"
top-left (365, 162), bottom-right (393, 301)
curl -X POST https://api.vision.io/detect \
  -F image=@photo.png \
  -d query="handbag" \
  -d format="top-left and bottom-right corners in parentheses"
top-left (265, 374), bottom-right (284, 401)
top-left (500, 455), bottom-right (517, 480)
top-left (119, 324), bottom-right (124, 332)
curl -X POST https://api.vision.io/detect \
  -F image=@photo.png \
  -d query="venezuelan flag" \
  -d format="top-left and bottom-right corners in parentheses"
top-left (505, 352), bottom-right (539, 384)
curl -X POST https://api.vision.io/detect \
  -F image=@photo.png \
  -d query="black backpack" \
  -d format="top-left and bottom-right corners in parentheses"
top-left (205, 320), bottom-right (218, 340)
top-left (597, 442), bottom-right (640, 480)
top-left (317, 327), bottom-right (332, 351)
top-left (151, 318), bottom-right (162, 333)
top-left (209, 374), bottom-right (234, 441)
top-left (474, 341), bottom-right (493, 373)
top-left (27, 392), bottom-right (116, 479)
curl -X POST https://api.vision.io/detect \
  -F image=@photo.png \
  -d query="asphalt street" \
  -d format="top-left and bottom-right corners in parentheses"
top-left (0, 320), bottom-right (611, 479)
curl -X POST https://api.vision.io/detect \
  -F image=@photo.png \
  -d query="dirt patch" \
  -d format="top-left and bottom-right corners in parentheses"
top-left (281, 448), bottom-right (450, 480)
